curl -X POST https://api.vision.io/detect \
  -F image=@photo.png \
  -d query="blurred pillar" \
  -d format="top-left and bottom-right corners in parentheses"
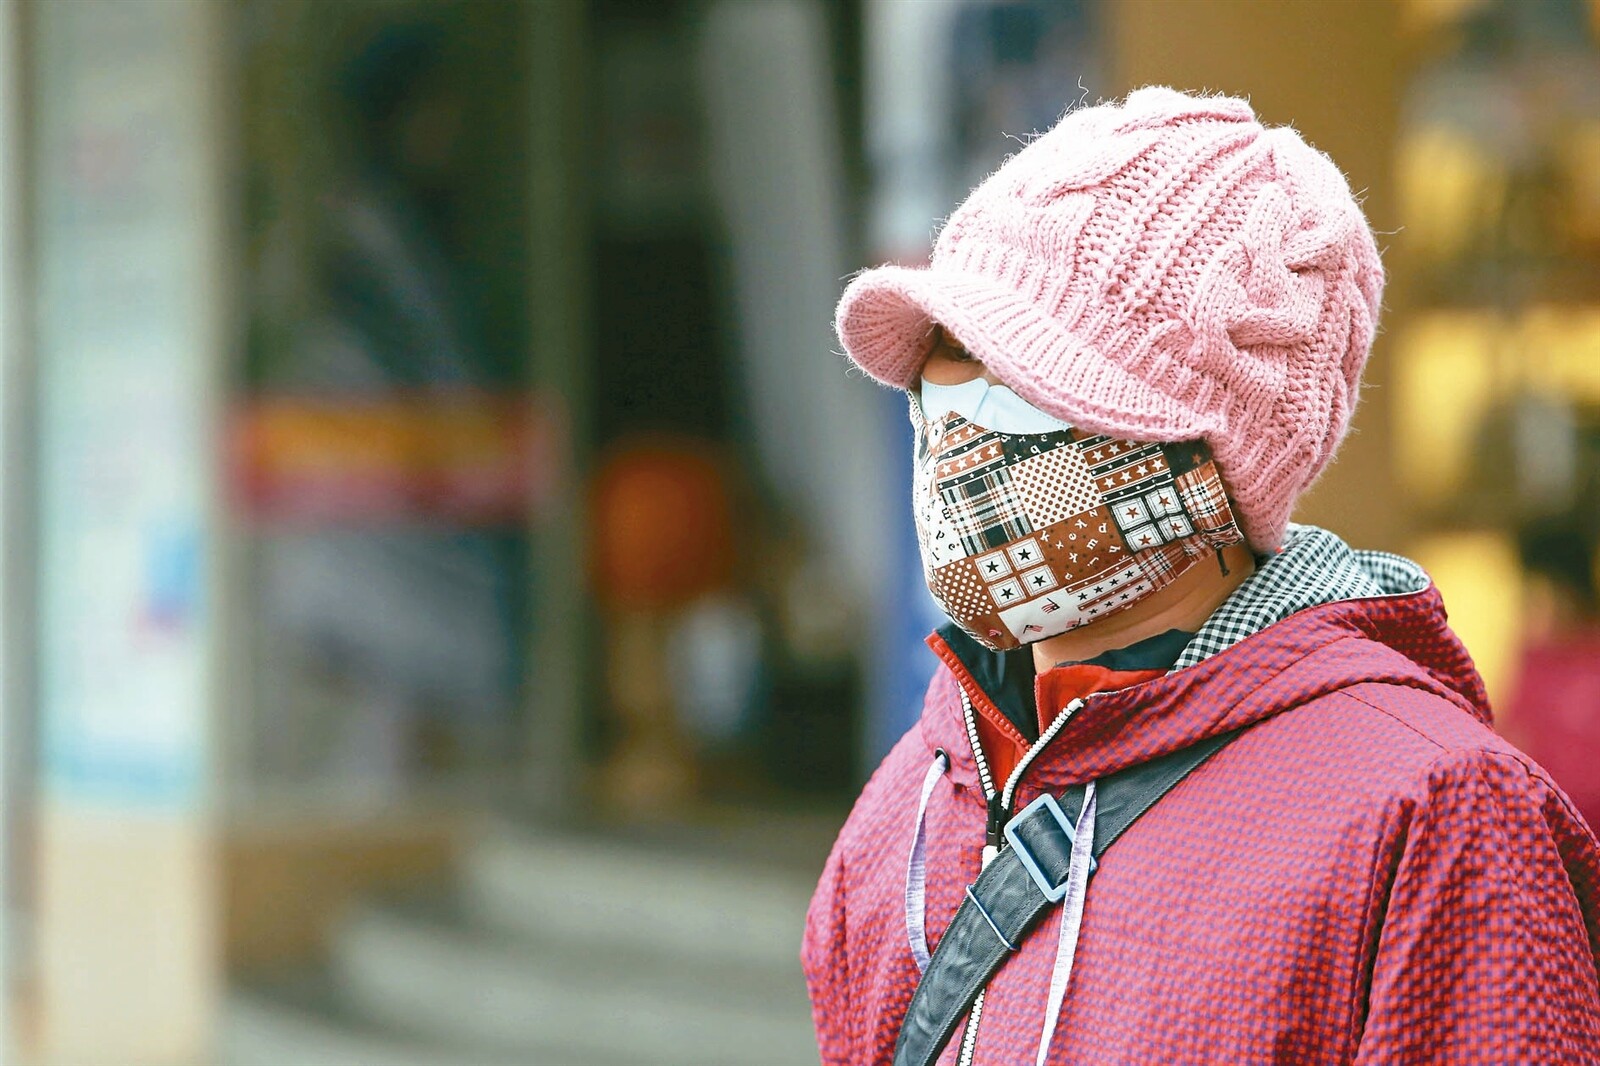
top-left (0, 1), bottom-right (20, 1058)
top-left (699, 0), bottom-right (893, 609)
top-left (1109, 0), bottom-right (1408, 550)
top-left (27, 1), bottom-right (227, 1061)
top-left (857, 0), bottom-right (967, 765)
top-left (524, 0), bottom-right (590, 808)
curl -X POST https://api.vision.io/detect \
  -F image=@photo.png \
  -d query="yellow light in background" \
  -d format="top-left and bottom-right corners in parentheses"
top-left (1395, 127), bottom-right (1505, 264)
top-left (1393, 311), bottom-right (1501, 506)
top-left (1410, 529), bottom-right (1523, 716)
top-left (1564, 122), bottom-right (1600, 248)
top-left (1400, 0), bottom-right (1493, 37)
top-left (1515, 303), bottom-right (1600, 404)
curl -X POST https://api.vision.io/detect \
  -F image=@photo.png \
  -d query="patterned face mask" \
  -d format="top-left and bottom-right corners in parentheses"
top-left (911, 378), bottom-right (1245, 651)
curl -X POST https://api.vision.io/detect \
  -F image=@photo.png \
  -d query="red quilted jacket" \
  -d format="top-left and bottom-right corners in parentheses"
top-left (803, 578), bottom-right (1600, 1063)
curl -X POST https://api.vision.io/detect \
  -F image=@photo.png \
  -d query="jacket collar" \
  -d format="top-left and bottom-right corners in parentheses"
top-left (921, 525), bottom-right (1490, 795)
top-left (1172, 524), bottom-right (1423, 670)
top-left (929, 623), bottom-right (1196, 745)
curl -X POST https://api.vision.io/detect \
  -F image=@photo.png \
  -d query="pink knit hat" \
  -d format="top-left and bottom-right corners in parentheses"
top-left (837, 86), bottom-right (1384, 552)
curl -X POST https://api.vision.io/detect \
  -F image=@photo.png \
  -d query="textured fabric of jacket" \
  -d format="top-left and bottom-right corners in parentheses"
top-left (803, 528), bottom-right (1600, 1064)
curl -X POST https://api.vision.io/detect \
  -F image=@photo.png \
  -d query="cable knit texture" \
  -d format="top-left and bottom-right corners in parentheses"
top-left (836, 86), bottom-right (1385, 551)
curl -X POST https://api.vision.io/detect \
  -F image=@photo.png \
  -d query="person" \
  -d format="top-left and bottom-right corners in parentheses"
top-left (803, 86), bottom-right (1600, 1065)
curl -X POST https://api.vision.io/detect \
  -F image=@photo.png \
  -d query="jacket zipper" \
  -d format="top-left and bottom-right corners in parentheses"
top-left (956, 690), bottom-right (1086, 1066)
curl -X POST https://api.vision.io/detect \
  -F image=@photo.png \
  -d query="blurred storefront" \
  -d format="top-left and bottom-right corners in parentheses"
top-left (7, 0), bottom-right (872, 1061)
top-left (0, 0), bottom-right (1595, 1063)
top-left (1391, 0), bottom-right (1600, 835)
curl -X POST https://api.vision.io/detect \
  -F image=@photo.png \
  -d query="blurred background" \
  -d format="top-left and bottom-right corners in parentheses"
top-left (0, 0), bottom-right (1596, 1062)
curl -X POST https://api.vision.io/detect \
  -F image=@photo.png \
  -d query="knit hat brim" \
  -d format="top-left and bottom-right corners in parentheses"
top-left (836, 264), bottom-right (1218, 445)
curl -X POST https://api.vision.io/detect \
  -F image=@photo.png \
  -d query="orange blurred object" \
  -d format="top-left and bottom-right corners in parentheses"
top-left (589, 439), bottom-right (736, 612)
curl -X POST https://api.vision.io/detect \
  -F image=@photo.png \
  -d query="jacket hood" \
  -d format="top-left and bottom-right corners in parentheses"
top-left (920, 525), bottom-right (1492, 795)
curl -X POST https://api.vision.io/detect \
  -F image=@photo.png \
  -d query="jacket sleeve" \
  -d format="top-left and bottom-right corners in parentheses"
top-left (1355, 748), bottom-right (1600, 1063)
top-left (802, 841), bottom-right (852, 1065)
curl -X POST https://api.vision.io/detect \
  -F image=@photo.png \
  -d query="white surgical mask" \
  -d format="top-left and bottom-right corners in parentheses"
top-left (915, 378), bottom-right (1074, 435)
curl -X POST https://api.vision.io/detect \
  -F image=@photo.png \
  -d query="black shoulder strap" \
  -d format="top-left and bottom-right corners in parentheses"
top-left (892, 730), bottom-right (1239, 1066)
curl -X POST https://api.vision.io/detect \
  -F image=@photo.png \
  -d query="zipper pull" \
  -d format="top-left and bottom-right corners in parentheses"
top-left (984, 791), bottom-right (1007, 854)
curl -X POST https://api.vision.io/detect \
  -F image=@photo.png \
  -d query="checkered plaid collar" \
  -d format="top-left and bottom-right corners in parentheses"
top-left (931, 524), bottom-right (1431, 734)
top-left (1171, 523), bottom-right (1430, 672)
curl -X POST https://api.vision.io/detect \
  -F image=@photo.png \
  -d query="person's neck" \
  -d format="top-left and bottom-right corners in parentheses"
top-left (1029, 543), bottom-right (1257, 673)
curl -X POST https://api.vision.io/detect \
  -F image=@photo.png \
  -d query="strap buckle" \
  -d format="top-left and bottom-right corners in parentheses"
top-left (1003, 792), bottom-right (1095, 903)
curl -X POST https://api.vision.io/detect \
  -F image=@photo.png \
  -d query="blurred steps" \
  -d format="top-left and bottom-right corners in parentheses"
top-left (334, 899), bottom-right (815, 1064)
top-left (222, 978), bottom-right (525, 1066)
top-left (221, 810), bottom-right (838, 1065)
top-left (460, 815), bottom-right (819, 973)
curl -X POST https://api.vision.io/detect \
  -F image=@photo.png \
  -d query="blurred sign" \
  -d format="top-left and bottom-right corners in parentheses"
top-left (230, 392), bottom-right (561, 526)
top-left (33, 0), bottom-right (216, 807)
